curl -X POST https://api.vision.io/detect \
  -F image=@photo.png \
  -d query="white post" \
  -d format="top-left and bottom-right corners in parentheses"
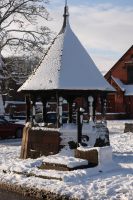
top-left (88, 96), bottom-right (94, 125)
top-left (33, 105), bottom-right (36, 116)
top-left (59, 97), bottom-right (63, 125)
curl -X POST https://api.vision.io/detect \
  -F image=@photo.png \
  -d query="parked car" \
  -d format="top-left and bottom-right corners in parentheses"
top-left (0, 117), bottom-right (24, 139)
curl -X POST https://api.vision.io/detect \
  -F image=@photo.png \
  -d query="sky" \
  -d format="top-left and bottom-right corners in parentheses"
top-left (45, 0), bottom-right (133, 74)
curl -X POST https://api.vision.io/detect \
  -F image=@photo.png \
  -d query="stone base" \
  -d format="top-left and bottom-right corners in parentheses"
top-left (75, 148), bottom-right (98, 165)
top-left (20, 127), bottom-right (61, 159)
top-left (124, 123), bottom-right (133, 133)
top-left (39, 162), bottom-right (92, 171)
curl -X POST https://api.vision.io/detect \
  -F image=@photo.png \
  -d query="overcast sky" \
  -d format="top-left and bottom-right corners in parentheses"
top-left (45, 0), bottom-right (133, 74)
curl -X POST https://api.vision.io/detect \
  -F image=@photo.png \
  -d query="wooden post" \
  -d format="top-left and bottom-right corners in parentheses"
top-left (101, 93), bottom-right (107, 124)
top-left (25, 95), bottom-right (31, 123)
top-left (93, 96), bottom-right (97, 122)
top-left (103, 98), bottom-right (107, 124)
top-left (59, 97), bottom-right (63, 125)
top-left (68, 98), bottom-right (73, 123)
top-left (86, 96), bottom-right (89, 113)
top-left (56, 93), bottom-right (60, 128)
top-left (42, 100), bottom-right (47, 123)
top-left (100, 95), bottom-right (104, 120)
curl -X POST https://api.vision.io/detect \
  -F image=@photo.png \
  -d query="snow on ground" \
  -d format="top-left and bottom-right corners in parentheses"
top-left (0, 120), bottom-right (133, 199)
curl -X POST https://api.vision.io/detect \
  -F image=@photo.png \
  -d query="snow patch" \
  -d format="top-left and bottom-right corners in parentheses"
top-left (0, 120), bottom-right (132, 200)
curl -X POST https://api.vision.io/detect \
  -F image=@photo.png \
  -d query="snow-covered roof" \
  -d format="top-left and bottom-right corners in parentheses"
top-left (112, 76), bottom-right (133, 96)
top-left (111, 76), bottom-right (125, 91)
top-left (18, 6), bottom-right (114, 92)
top-left (124, 85), bottom-right (133, 96)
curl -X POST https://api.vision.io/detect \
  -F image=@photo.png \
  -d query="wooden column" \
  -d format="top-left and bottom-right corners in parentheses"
top-left (56, 93), bottom-right (60, 128)
top-left (93, 96), bottom-right (97, 122)
top-left (101, 93), bottom-right (107, 123)
top-left (100, 96), bottom-right (104, 119)
top-left (59, 97), bottom-right (63, 125)
top-left (42, 100), bottom-right (47, 123)
top-left (103, 98), bottom-right (107, 124)
top-left (68, 98), bottom-right (73, 123)
top-left (85, 96), bottom-right (89, 112)
top-left (25, 95), bottom-right (31, 123)
top-left (32, 99), bottom-right (36, 124)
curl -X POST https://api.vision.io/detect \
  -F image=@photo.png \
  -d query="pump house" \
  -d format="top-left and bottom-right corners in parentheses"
top-left (18, 4), bottom-right (115, 159)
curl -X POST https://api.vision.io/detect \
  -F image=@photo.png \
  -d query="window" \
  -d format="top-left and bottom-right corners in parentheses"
top-left (127, 67), bottom-right (133, 84)
top-left (130, 55), bottom-right (133, 60)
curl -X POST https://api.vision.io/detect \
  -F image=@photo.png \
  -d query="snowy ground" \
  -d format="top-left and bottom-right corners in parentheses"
top-left (0, 120), bottom-right (133, 200)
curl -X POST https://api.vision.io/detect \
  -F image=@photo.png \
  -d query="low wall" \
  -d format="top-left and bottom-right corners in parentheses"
top-left (20, 127), bottom-right (61, 159)
top-left (75, 146), bottom-right (112, 167)
top-left (124, 123), bottom-right (133, 133)
top-left (20, 123), bottom-right (111, 159)
top-left (75, 148), bottom-right (98, 165)
top-left (96, 113), bottom-right (128, 120)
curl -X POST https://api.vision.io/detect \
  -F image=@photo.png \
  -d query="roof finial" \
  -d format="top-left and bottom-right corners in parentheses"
top-left (59, 0), bottom-right (69, 34)
top-left (64, 0), bottom-right (69, 17)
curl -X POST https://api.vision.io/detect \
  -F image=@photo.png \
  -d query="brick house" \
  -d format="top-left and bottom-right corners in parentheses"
top-left (105, 45), bottom-right (133, 118)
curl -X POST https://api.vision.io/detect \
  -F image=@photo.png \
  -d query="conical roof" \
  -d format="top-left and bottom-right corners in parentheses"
top-left (18, 5), bottom-right (114, 92)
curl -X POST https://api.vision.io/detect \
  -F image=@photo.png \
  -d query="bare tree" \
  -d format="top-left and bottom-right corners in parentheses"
top-left (0, 53), bottom-right (7, 80)
top-left (0, 0), bottom-right (52, 102)
top-left (0, 0), bottom-right (51, 56)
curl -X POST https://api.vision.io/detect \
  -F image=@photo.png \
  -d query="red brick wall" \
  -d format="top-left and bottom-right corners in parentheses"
top-left (105, 47), bottom-right (133, 84)
top-left (105, 46), bottom-right (133, 118)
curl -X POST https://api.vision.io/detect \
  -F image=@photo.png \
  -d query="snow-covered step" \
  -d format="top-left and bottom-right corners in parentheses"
top-left (40, 155), bottom-right (89, 171)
